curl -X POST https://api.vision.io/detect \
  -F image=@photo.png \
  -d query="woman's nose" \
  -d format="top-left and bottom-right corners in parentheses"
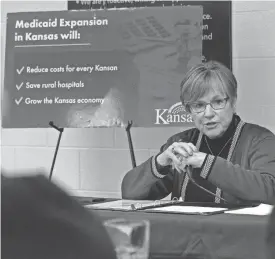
top-left (204, 104), bottom-right (215, 117)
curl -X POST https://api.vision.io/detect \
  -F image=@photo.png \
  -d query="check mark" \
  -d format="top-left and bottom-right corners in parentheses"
top-left (15, 97), bottom-right (23, 105)
top-left (16, 66), bottom-right (24, 75)
top-left (16, 82), bottom-right (24, 90)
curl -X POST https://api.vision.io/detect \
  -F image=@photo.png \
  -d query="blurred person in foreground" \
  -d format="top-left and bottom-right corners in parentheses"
top-left (122, 60), bottom-right (275, 205)
top-left (2, 173), bottom-right (117, 259)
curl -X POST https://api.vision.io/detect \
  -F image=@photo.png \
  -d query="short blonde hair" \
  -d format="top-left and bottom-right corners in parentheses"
top-left (180, 61), bottom-right (237, 112)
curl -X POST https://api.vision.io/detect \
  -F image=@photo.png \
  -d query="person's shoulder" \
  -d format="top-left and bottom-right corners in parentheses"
top-left (241, 121), bottom-right (275, 148)
top-left (166, 127), bottom-right (199, 145)
top-left (243, 121), bottom-right (275, 139)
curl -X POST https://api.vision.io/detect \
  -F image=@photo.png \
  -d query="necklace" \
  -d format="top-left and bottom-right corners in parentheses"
top-left (204, 136), bottom-right (233, 157)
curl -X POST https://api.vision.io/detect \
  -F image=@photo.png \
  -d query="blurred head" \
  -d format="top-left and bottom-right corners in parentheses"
top-left (1, 174), bottom-right (117, 259)
top-left (180, 61), bottom-right (237, 139)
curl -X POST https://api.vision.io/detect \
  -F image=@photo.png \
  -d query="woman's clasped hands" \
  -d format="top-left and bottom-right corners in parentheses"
top-left (156, 141), bottom-right (207, 173)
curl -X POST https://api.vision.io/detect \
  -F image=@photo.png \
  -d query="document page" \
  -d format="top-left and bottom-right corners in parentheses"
top-left (150, 206), bottom-right (227, 214)
top-left (224, 204), bottom-right (273, 215)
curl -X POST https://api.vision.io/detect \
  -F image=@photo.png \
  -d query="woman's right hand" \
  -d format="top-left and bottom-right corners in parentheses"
top-left (156, 141), bottom-right (198, 168)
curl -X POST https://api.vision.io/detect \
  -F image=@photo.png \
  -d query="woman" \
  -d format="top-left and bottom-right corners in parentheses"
top-left (121, 60), bottom-right (275, 205)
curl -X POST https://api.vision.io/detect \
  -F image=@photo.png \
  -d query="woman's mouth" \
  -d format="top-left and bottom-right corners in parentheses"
top-left (205, 122), bottom-right (217, 129)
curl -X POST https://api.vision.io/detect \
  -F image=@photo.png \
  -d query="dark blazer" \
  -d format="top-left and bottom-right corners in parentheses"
top-left (122, 119), bottom-right (275, 204)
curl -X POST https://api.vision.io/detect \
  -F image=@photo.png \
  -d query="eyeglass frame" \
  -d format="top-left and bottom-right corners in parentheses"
top-left (186, 97), bottom-right (230, 113)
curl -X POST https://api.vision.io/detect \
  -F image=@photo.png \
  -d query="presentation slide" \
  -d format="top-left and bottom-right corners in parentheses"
top-left (68, 1), bottom-right (232, 70)
top-left (2, 7), bottom-right (203, 128)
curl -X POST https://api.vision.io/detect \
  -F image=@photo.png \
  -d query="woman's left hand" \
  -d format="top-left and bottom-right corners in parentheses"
top-left (174, 152), bottom-right (207, 171)
top-left (185, 152), bottom-right (207, 168)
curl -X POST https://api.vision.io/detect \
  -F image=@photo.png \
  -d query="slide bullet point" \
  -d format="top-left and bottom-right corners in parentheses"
top-left (16, 82), bottom-right (24, 90)
top-left (15, 97), bottom-right (23, 105)
top-left (16, 66), bottom-right (24, 74)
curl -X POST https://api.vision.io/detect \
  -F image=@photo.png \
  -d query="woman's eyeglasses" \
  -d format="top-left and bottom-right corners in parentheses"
top-left (187, 97), bottom-right (229, 113)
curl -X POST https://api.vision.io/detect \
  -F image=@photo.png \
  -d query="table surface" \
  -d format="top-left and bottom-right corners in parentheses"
top-left (87, 205), bottom-right (269, 259)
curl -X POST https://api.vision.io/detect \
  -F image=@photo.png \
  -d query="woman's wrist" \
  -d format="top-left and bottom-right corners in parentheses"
top-left (156, 154), bottom-right (168, 167)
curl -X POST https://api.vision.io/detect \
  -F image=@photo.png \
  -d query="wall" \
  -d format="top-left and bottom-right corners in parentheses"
top-left (1, 1), bottom-right (275, 198)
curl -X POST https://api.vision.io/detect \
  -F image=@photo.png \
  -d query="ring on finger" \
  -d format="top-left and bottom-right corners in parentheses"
top-left (171, 146), bottom-right (176, 154)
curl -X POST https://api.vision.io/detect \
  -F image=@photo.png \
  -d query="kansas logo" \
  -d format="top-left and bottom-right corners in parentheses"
top-left (155, 102), bottom-right (193, 125)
